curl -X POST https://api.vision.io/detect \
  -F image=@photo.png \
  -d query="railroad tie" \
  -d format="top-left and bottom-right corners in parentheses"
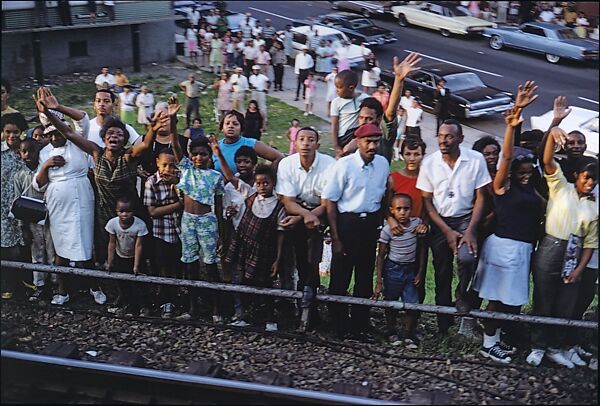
top-left (409, 389), bottom-right (452, 405)
top-left (42, 342), bottom-right (79, 359)
top-left (107, 350), bottom-right (145, 367)
top-left (332, 382), bottom-right (372, 398)
top-left (185, 360), bottom-right (224, 378)
top-left (254, 371), bottom-right (293, 387)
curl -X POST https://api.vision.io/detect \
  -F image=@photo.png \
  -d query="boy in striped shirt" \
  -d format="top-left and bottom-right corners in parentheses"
top-left (374, 193), bottom-right (428, 339)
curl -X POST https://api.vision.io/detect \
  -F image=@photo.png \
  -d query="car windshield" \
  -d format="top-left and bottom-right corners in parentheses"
top-left (582, 116), bottom-right (599, 133)
top-left (349, 19), bottom-right (374, 29)
top-left (557, 28), bottom-right (579, 40)
top-left (443, 72), bottom-right (486, 91)
top-left (322, 33), bottom-right (345, 46)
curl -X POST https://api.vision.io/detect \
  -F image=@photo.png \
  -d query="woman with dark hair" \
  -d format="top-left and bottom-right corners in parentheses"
top-left (212, 109), bottom-right (283, 175)
top-left (472, 83), bottom-right (544, 364)
top-left (244, 100), bottom-right (265, 141)
top-left (473, 135), bottom-right (501, 179)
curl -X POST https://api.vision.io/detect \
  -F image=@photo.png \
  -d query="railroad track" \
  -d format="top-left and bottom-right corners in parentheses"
top-left (1, 350), bottom-right (398, 405)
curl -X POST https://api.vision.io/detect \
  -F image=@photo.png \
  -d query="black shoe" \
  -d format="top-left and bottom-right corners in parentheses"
top-left (294, 97), bottom-right (299, 101)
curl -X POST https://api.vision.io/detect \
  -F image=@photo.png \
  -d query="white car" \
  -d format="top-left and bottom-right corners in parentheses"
top-left (283, 25), bottom-right (372, 67)
top-left (391, 2), bottom-right (496, 37)
top-left (530, 106), bottom-right (599, 156)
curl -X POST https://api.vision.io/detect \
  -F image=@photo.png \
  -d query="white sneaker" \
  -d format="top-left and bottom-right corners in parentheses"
top-left (457, 317), bottom-right (477, 339)
top-left (265, 322), bottom-right (278, 332)
top-left (526, 349), bottom-right (545, 367)
top-left (51, 294), bottom-right (70, 306)
top-left (565, 347), bottom-right (587, 366)
top-left (229, 319), bottom-right (250, 327)
top-left (546, 348), bottom-right (575, 368)
top-left (90, 289), bottom-right (106, 305)
top-left (303, 112), bottom-right (309, 116)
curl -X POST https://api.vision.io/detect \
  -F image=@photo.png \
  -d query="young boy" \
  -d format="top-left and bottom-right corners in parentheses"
top-left (105, 196), bottom-right (149, 315)
top-left (374, 193), bottom-right (428, 339)
top-left (170, 101), bottom-right (225, 322)
top-left (14, 138), bottom-right (55, 302)
top-left (143, 149), bottom-right (183, 318)
top-left (329, 69), bottom-right (369, 158)
top-left (225, 164), bottom-right (286, 331)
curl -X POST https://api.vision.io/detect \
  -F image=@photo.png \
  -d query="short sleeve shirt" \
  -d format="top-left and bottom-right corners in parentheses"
top-left (330, 93), bottom-right (370, 138)
top-left (416, 147), bottom-right (491, 218)
top-left (180, 80), bottom-right (199, 98)
top-left (212, 136), bottom-right (257, 174)
top-left (105, 216), bottom-right (149, 258)
top-left (379, 218), bottom-right (422, 263)
top-left (176, 157), bottom-right (225, 206)
top-left (276, 152), bottom-right (335, 208)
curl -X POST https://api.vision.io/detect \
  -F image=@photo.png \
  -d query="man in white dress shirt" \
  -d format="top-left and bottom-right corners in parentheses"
top-left (294, 45), bottom-right (314, 101)
top-left (323, 123), bottom-right (389, 338)
top-left (249, 65), bottom-right (271, 117)
top-left (94, 67), bottom-right (116, 91)
top-left (416, 119), bottom-right (491, 334)
top-left (277, 127), bottom-right (335, 330)
top-left (229, 67), bottom-right (249, 112)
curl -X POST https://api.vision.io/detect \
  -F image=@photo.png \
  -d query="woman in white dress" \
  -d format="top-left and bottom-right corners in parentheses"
top-left (32, 88), bottom-right (101, 306)
top-left (136, 85), bottom-right (154, 129)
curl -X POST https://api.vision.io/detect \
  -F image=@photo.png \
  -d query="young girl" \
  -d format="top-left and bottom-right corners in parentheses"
top-left (244, 100), bottom-right (265, 140)
top-left (286, 118), bottom-right (300, 155)
top-left (472, 83), bottom-right (544, 364)
top-left (527, 125), bottom-right (598, 368)
top-left (169, 98), bottom-right (225, 322)
top-left (186, 23), bottom-right (198, 66)
top-left (105, 196), bottom-right (149, 315)
top-left (303, 73), bottom-right (316, 116)
top-left (225, 164), bottom-right (286, 332)
top-left (214, 72), bottom-right (232, 121)
top-left (393, 106), bottom-right (407, 161)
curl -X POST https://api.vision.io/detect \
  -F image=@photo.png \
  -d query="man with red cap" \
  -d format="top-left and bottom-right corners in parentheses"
top-left (322, 122), bottom-right (390, 339)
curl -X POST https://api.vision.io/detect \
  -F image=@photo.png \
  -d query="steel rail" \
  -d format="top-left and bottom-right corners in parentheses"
top-left (1, 350), bottom-right (400, 405)
top-left (2, 260), bottom-right (597, 329)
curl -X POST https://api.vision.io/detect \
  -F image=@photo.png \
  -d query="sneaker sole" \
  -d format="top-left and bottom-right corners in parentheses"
top-left (480, 349), bottom-right (511, 364)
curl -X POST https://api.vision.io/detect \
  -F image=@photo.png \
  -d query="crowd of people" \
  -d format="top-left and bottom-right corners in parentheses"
top-left (1, 41), bottom-right (598, 371)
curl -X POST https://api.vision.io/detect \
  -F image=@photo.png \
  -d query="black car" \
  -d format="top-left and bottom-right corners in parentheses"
top-left (298, 13), bottom-right (396, 47)
top-left (328, 1), bottom-right (406, 19)
top-left (380, 63), bottom-right (514, 119)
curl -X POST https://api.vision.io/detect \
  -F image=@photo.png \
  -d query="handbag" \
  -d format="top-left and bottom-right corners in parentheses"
top-left (10, 183), bottom-right (48, 225)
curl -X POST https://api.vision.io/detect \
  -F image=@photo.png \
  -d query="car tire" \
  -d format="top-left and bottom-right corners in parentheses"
top-left (331, 1), bottom-right (339, 10)
top-left (545, 53), bottom-right (560, 64)
top-left (440, 29), bottom-right (450, 37)
top-left (362, 9), bottom-right (371, 18)
top-left (398, 14), bottom-right (408, 27)
top-left (489, 35), bottom-right (504, 50)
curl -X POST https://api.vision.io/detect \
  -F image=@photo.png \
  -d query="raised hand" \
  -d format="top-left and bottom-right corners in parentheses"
top-left (209, 133), bottom-right (221, 156)
top-left (549, 126), bottom-right (568, 147)
top-left (503, 106), bottom-right (524, 128)
top-left (167, 95), bottom-right (181, 117)
top-left (552, 95), bottom-right (571, 122)
top-left (392, 52), bottom-right (422, 80)
top-left (514, 80), bottom-right (539, 109)
top-left (151, 110), bottom-right (169, 132)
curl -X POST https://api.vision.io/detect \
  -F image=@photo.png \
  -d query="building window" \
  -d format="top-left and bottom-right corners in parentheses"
top-left (69, 41), bottom-right (88, 58)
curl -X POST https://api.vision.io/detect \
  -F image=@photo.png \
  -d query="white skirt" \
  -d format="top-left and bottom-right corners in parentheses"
top-left (472, 233), bottom-right (532, 306)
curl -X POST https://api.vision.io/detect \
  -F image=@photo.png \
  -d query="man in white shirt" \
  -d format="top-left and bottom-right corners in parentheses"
top-left (323, 123), bottom-right (390, 338)
top-left (75, 89), bottom-right (141, 150)
top-left (242, 39), bottom-right (259, 77)
top-left (229, 67), bottom-right (249, 112)
top-left (277, 127), bottom-right (335, 330)
top-left (294, 46), bottom-right (314, 101)
top-left (399, 89), bottom-right (414, 111)
top-left (405, 97), bottom-right (423, 138)
top-left (205, 9), bottom-right (219, 29)
top-left (94, 67), bottom-right (115, 91)
top-left (187, 5), bottom-right (200, 28)
top-left (416, 119), bottom-right (491, 334)
top-left (249, 65), bottom-right (270, 116)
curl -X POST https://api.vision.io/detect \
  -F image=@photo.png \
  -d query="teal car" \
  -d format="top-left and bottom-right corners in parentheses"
top-left (483, 22), bottom-right (599, 64)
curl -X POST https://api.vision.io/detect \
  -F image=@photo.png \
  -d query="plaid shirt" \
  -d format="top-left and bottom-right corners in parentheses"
top-left (144, 172), bottom-right (182, 243)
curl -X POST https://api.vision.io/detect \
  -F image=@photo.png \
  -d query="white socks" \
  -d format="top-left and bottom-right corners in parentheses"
top-left (483, 328), bottom-right (502, 349)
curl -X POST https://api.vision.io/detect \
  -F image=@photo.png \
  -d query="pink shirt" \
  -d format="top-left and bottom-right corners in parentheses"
top-left (256, 51), bottom-right (271, 65)
top-left (288, 126), bottom-right (300, 154)
top-left (304, 79), bottom-right (316, 98)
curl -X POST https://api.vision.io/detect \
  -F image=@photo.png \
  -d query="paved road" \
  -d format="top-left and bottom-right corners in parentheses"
top-left (229, 1), bottom-right (599, 137)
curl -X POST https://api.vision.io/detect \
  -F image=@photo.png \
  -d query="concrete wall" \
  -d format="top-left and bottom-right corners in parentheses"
top-left (2, 20), bottom-right (175, 80)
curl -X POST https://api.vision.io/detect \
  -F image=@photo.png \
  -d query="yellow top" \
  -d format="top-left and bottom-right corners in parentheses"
top-left (545, 164), bottom-right (598, 249)
top-left (115, 73), bottom-right (129, 86)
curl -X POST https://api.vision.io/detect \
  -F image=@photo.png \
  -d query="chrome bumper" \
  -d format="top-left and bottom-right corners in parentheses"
top-left (466, 102), bottom-right (514, 118)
